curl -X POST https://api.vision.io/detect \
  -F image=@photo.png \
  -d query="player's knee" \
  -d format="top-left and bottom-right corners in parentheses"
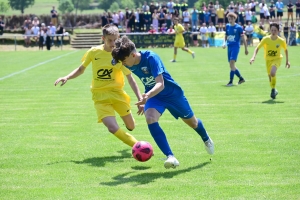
top-left (106, 125), bottom-right (119, 134)
top-left (126, 124), bottom-right (135, 131)
top-left (145, 115), bottom-right (158, 124)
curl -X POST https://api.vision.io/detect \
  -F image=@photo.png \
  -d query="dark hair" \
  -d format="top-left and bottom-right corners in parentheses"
top-left (112, 36), bottom-right (136, 63)
top-left (270, 22), bottom-right (279, 31)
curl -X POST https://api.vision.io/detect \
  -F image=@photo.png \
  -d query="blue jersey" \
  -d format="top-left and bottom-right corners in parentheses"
top-left (125, 50), bottom-right (181, 96)
top-left (125, 50), bottom-right (194, 119)
top-left (225, 23), bottom-right (244, 46)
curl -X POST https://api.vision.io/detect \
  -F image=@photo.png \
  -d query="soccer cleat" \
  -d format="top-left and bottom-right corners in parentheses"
top-left (226, 81), bottom-right (233, 87)
top-left (204, 138), bottom-right (214, 155)
top-left (164, 155), bottom-right (180, 169)
top-left (270, 89), bottom-right (278, 99)
top-left (192, 52), bottom-right (195, 59)
top-left (170, 59), bottom-right (176, 62)
top-left (238, 78), bottom-right (245, 85)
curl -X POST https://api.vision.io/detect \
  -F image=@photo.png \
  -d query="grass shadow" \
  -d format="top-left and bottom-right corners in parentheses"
top-left (100, 162), bottom-right (210, 186)
top-left (70, 149), bottom-right (132, 167)
top-left (261, 99), bottom-right (285, 104)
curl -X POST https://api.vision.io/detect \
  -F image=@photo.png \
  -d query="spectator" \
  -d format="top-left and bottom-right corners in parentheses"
top-left (190, 30), bottom-right (199, 46)
top-left (166, 12), bottom-right (173, 29)
top-left (283, 22), bottom-right (289, 43)
top-left (112, 11), bottom-right (120, 28)
top-left (245, 21), bottom-right (254, 46)
top-left (182, 8), bottom-right (190, 25)
top-left (31, 24), bottom-right (40, 44)
top-left (119, 10), bottom-right (125, 31)
top-left (275, 0), bottom-right (284, 22)
top-left (216, 5), bottom-right (225, 31)
top-left (191, 6), bottom-right (199, 31)
top-left (45, 26), bottom-right (52, 50)
top-left (269, 0), bottom-right (276, 19)
top-left (296, 0), bottom-right (300, 25)
top-left (167, 25), bottom-right (175, 34)
top-left (250, 0), bottom-right (258, 13)
top-left (158, 8), bottom-right (166, 28)
top-left (160, 23), bottom-right (168, 33)
top-left (207, 21), bottom-right (216, 47)
top-left (287, 0), bottom-right (294, 22)
top-left (152, 9), bottom-right (159, 31)
top-left (150, 2), bottom-right (156, 14)
top-left (24, 25), bottom-right (33, 47)
top-left (56, 23), bottom-right (65, 46)
top-left (39, 23), bottom-right (46, 50)
top-left (142, 1), bottom-right (150, 12)
top-left (204, 10), bottom-right (210, 24)
top-left (128, 9), bottom-right (136, 32)
top-left (125, 8), bottom-right (130, 28)
top-left (167, 0), bottom-right (175, 13)
top-left (181, 0), bottom-right (188, 14)
top-left (199, 23), bottom-right (208, 47)
top-left (289, 22), bottom-right (297, 45)
top-left (264, 4), bottom-right (270, 24)
top-left (49, 22), bottom-right (56, 46)
top-left (245, 7), bottom-right (253, 25)
top-left (101, 12), bottom-right (108, 28)
top-left (144, 8), bottom-right (152, 31)
top-left (174, 0), bottom-right (181, 15)
top-left (0, 17), bottom-right (5, 35)
top-left (23, 17), bottom-right (31, 29)
top-left (135, 9), bottom-right (140, 31)
top-left (107, 12), bottom-right (113, 24)
top-left (50, 6), bottom-right (58, 26)
top-left (32, 17), bottom-right (40, 27)
top-left (148, 24), bottom-right (157, 34)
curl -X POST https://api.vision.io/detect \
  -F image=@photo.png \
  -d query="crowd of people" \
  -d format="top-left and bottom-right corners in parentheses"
top-left (21, 6), bottom-right (68, 50)
top-left (99, 0), bottom-right (299, 46)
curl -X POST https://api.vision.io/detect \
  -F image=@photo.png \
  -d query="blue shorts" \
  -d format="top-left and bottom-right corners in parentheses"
top-left (228, 46), bottom-right (240, 62)
top-left (144, 87), bottom-right (194, 119)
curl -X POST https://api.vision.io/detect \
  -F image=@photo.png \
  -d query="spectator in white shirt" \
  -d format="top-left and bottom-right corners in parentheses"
top-left (199, 23), bottom-right (208, 47)
top-left (49, 22), bottom-right (56, 46)
top-left (31, 24), bottom-right (40, 44)
top-left (244, 21), bottom-right (254, 46)
top-left (207, 22), bottom-right (217, 47)
top-left (245, 8), bottom-right (253, 24)
top-left (112, 12), bottom-right (120, 27)
top-left (263, 6), bottom-right (270, 23)
top-left (259, 0), bottom-right (266, 24)
top-left (182, 8), bottom-right (190, 24)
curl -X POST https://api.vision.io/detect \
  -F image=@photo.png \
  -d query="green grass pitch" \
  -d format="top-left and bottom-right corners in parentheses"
top-left (0, 47), bottom-right (300, 199)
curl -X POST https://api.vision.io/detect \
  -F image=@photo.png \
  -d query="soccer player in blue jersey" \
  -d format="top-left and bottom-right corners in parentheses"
top-left (222, 12), bottom-right (248, 86)
top-left (111, 36), bottom-right (214, 169)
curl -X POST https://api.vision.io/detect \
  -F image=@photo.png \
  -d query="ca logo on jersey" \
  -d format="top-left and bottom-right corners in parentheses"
top-left (268, 50), bottom-right (277, 56)
top-left (97, 68), bottom-right (113, 79)
top-left (141, 66), bottom-right (150, 74)
top-left (141, 76), bottom-right (156, 87)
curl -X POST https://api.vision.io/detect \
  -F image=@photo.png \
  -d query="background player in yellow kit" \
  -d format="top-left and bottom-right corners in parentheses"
top-left (250, 22), bottom-right (290, 99)
top-left (170, 18), bottom-right (195, 62)
top-left (54, 24), bottom-right (143, 147)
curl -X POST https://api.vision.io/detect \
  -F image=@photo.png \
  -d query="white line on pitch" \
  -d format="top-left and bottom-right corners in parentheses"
top-left (0, 50), bottom-right (79, 81)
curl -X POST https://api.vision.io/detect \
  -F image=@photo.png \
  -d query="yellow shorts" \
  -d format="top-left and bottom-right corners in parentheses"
top-left (266, 58), bottom-right (282, 74)
top-left (174, 39), bottom-right (185, 48)
top-left (92, 89), bottom-right (131, 123)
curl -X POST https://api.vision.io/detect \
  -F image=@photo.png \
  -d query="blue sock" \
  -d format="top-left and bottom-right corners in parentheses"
top-left (148, 122), bottom-right (173, 156)
top-left (230, 71), bottom-right (235, 82)
top-left (234, 69), bottom-right (242, 78)
top-left (194, 119), bottom-right (209, 142)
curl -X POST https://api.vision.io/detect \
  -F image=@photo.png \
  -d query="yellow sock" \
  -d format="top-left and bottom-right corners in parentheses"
top-left (173, 54), bottom-right (177, 60)
top-left (187, 49), bottom-right (193, 54)
top-left (114, 128), bottom-right (138, 147)
top-left (271, 76), bottom-right (276, 89)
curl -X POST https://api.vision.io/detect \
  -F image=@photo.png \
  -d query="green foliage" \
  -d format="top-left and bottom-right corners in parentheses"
top-left (71, 0), bottom-right (92, 12)
top-left (58, 0), bottom-right (74, 14)
top-left (0, 1), bottom-right (10, 13)
top-left (121, 0), bottom-right (135, 9)
top-left (109, 2), bottom-right (119, 12)
top-left (8, 0), bottom-right (35, 14)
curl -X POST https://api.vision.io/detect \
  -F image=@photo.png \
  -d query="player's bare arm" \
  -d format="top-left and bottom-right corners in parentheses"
top-left (54, 65), bottom-right (86, 86)
top-left (284, 49), bottom-right (291, 68)
top-left (242, 34), bottom-right (249, 55)
top-left (222, 35), bottom-right (227, 49)
top-left (250, 47), bottom-right (259, 64)
top-left (126, 73), bottom-right (144, 115)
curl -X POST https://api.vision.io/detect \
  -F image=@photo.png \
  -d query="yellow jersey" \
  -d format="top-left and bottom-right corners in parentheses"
top-left (81, 44), bottom-right (131, 92)
top-left (216, 8), bottom-right (225, 19)
top-left (174, 23), bottom-right (184, 42)
top-left (257, 36), bottom-right (287, 60)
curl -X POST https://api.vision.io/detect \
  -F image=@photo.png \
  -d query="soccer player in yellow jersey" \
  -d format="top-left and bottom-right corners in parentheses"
top-left (170, 18), bottom-right (195, 62)
top-left (250, 22), bottom-right (290, 99)
top-left (54, 24), bottom-right (143, 147)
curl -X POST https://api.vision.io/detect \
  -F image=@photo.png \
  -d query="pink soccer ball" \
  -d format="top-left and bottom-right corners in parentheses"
top-left (132, 141), bottom-right (153, 162)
